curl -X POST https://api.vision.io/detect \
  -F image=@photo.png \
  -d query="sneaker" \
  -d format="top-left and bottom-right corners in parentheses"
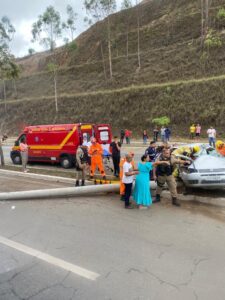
top-left (139, 206), bottom-right (148, 209)
top-left (125, 205), bottom-right (134, 209)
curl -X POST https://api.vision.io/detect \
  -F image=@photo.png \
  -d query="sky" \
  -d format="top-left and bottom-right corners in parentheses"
top-left (1, 0), bottom-right (124, 58)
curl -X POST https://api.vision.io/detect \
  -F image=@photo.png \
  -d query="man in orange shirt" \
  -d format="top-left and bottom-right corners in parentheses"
top-left (119, 152), bottom-right (135, 200)
top-left (89, 137), bottom-right (106, 179)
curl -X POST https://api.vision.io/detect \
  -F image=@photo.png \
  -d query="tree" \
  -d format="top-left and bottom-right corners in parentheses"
top-left (135, 0), bottom-right (141, 70)
top-left (84, 0), bottom-right (116, 80)
top-left (0, 16), bottom-right (15, 45)
top-left (28, 48), bottom-right (35, 56)
top-left (121, 0), bottom-right (133, 61)
top-left (100, 0), bottom-right (116, 79)
top-left (62, 5), bottom-right (77, 41)
top-left (0, 16), bottom-right (15, 68)
top-left (200, 0), bottom-right (212, 46)
top-left (47, 62), bottom-right (59, 114)
top-left (0, 60), bottom-right (20, 111)
top-left (0, 16), bottom-right (19, 107)
top-left (31, 6), bottom-right (61, 51)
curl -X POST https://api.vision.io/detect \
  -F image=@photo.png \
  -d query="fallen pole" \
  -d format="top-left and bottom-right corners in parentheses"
top-left (0, 181), bottom-right (158, 201)
top-left (0, 184), bottom-right (120, 201)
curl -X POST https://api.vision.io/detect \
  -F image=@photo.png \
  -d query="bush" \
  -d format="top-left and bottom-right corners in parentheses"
top-left (152, 116), bottom-right (170, 126)
top-left (204, 29), bottom-right (222, 50)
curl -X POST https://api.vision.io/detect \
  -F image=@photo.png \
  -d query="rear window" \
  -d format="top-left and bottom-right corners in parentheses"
top-left (100, 131), bottom-right (109, 141)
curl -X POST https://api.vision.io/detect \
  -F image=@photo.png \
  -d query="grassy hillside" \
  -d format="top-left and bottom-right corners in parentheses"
top-left (1, 76), bottom-right (225, 138)
top-left (0, 0), bottom-right (225, 135)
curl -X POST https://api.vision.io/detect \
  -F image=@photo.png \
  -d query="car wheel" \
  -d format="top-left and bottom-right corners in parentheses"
top-left (12, 153), bottom-right (22, 165)
top-left (60, 155), bottom-right (73, 169)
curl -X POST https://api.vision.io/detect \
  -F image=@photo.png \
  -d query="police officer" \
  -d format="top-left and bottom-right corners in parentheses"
top-left (75, 145), bottom-right (89, 186)
top-left (154, 148), bottom-right (189, 206)
top-left (145, 141), bottom-right (157, 162)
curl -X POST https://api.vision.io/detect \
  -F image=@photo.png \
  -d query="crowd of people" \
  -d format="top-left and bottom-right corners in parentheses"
top-left (75, 126), bottom-right (225, 210)
top-left (74, 134), bottom-right (205, 209)
top-left (121, 124), bottom-right (219, 148)
top-left (119, 142), bottom-right (197, 209)
top-left (0, 126), bottom-right (224, 209)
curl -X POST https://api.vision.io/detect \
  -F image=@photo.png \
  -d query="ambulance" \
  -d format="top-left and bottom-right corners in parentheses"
top-left (10, 123), bottom-right (112, 168)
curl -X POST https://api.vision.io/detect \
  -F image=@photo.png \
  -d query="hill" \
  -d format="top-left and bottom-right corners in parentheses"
top-left (1, 0), bottom-right (225, 136)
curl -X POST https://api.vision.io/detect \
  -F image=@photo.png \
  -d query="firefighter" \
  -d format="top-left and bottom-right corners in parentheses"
top-left (75, 145), bottom-right (89, 186)
top-left (171, 145), bottom-right (200, 177)
top-left (89, 137), bottom-right (106, 179)
top-left (154, 148), bottom-right (190, 206)
top-left (216, 140), bottom-right (225, 156)
top-left (172, 145), bottom-right (201, 159)
top-left (119, 151), bottom-right (135, 200)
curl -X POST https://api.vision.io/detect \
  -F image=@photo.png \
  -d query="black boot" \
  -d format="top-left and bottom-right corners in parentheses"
top-left (172, 197), bottom-right (180, 207)
top-left (153, 194), bottom-right (161, 203)
top-left (75, 180), bottom-right (79, 187)
top-left (81, 180), bottom-right (85, 186)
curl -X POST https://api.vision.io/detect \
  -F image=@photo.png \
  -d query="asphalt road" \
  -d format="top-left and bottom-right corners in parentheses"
top-left (0, 182), bottom-right (225, 300)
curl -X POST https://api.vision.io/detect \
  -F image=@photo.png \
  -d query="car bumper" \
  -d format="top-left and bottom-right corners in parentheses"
top-left (181, 172), bottom-right (225, 189)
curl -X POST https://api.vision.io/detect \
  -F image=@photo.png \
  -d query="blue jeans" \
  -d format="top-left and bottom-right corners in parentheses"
top-left (209, 137), bottom-right (215, 147)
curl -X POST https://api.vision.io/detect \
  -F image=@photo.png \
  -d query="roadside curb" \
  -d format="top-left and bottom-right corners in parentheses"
top-left (0, 169), bottom-right (77, 185)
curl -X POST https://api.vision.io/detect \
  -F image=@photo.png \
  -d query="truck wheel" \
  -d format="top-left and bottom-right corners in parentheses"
top-left (12, 153), bottom-right (22, 165)
top-left (60, 155), bottom-right (73, 169)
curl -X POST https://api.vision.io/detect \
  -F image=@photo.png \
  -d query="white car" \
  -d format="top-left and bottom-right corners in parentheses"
top-left (179, 146), bottom-right (225, 189)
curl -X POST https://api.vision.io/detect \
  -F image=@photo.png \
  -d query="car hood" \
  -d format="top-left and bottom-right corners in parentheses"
top-left (191, 155), bottom-right (225, 172)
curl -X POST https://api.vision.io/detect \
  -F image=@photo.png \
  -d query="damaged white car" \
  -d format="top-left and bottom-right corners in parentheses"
top-left (178, 146), bottom-right (225, 189)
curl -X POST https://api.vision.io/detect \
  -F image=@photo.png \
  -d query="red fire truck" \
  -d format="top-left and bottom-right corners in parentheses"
top-left (10, 123), bottom-right (112, 168)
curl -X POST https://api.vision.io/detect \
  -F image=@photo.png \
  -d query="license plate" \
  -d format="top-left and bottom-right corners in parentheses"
top-left (208, 176), bottom-right (221, 181)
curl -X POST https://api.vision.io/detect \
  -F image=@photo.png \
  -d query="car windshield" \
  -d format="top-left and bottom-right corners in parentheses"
top-left (198, 145), bottom-right (224, 158)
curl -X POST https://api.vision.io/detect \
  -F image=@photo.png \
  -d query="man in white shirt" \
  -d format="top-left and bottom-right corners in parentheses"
top-left (122, 154), bottom-right (138, 209)
top-left (207, 126), bottom-right (216, 148)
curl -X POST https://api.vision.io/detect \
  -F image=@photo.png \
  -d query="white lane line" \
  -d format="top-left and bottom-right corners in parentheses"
top-left (0, 235), bottom-right (100, 281)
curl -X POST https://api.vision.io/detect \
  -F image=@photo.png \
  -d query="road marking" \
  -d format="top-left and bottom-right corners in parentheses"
top-left (0, 235), bottom-right (100, 281)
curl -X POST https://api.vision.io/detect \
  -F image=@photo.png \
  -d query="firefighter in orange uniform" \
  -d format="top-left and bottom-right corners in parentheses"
top-left (89, 137), bottom-right (106, 179)
top-left (119, 152), bottom-right (135, 200)
top-left (216, 140), bottom-right (225, 156)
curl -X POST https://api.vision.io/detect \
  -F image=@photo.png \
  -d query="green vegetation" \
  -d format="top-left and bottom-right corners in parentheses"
top-left (204, 29), bottom-right (222, 50)
top-left (152, 117), bottom-right (170, 127)
top-left (31, 6), bottom-right (61, 51)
